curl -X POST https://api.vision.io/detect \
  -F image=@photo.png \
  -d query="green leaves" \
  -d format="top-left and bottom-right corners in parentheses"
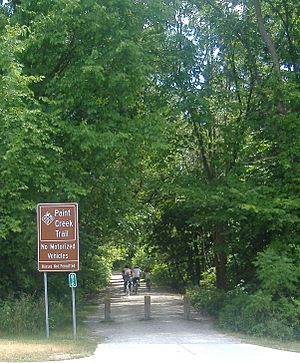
top-left (254, 247), bottom-right (299, 296)
top-left (0, 0), bottom-right (299, 307)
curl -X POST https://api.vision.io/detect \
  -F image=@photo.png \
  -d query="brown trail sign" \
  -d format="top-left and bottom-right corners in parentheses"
top-left (37, 203), bottom-right (79, 272)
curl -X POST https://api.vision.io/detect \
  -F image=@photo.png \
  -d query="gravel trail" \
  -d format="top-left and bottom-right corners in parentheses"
top-left (80, 273), bottom-right (300, 363)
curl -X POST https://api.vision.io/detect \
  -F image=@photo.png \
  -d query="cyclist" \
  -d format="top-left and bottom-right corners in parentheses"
top-left (122, 266), bottom-right (132, 293)
top-left (144, 269), bottom-right (151, 291)
top-left (132, 266), bottom-right (141, 293)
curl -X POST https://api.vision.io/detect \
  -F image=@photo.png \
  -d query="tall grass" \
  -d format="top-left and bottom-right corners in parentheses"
top-left (0, 294), bottom-right (67, 335)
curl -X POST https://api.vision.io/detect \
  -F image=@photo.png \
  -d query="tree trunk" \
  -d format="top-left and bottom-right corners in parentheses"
top-left (253, 0), bottom-right (280, 72)
top-left (213, 224), bottom-right (227, 290)
top-left (252, 0), bottom-right (286, 114)
top-left (192, 239), bottom-right (202, 285)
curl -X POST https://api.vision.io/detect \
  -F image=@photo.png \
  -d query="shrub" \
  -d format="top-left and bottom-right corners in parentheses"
top-left (200, 267), bottom-right (216, 289)
top-left (152, 263), bottom-right (174, 285)
top-left (218, 291), bottom-right (300, 340)
top-left (270, 297), bottom-right (300, 340)
top-left (218, 289), bottom-right (251, 331)
top-left (189, 287), bottom-right (226, 317)
top-left (254, 247), bottom-right (299, 296)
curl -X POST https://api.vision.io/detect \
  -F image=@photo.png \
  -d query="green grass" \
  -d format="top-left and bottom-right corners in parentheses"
top-left (223, 330), bottom-right (300, 353)
top-left (243, 335), bottom-right (300, 353)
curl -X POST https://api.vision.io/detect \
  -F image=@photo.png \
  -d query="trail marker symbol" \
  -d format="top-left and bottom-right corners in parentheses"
top-left (69, 273), bottom-right (77, 288)
top-left (42, 212), bottom-right (55, 226)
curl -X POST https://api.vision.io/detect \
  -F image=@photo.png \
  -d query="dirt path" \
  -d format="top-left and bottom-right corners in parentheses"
top-left (81, 273), bottom-right (300, 363)
top-left (86, 272), bottom-right (232, 344)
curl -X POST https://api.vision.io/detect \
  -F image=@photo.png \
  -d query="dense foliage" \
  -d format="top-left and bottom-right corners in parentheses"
top-left (0, 0), bottom-right (299, 339)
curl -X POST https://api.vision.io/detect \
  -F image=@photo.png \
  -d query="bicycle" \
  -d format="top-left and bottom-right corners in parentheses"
top-left (132, 277), bottom-right (139, 294)
top-left (124, 279), bottom-right (131, 296)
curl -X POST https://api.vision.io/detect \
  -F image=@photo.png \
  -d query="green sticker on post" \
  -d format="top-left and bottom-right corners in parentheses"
top-left (68, 272), bottom-right (77, 288)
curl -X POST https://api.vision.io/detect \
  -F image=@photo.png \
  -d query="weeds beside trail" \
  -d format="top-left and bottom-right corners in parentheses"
top-left (0, 296), bottom-right (101, 362)
top-left (0, 335), bottom-right (96, 362)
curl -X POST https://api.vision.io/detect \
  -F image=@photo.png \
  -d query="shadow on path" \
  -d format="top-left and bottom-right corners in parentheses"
top-left (85, 272), bottom-right (236, 344)
top-left (79, 272), bottom-right (300, 363)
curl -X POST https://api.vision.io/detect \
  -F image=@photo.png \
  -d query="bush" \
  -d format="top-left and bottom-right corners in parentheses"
top-left (200, 267), bottom-right (216, 289)
top-left (216, 247), bottom-right (300, 340)
top-left (189, 287), bottom-right (226, 317)
top-left (151, 263), bottom-right (173, 285)
top-left (270, 297), bottom-right (300, 340)
top-left (218, 291), bottom-right (300, 340)
top-left (254, 247), bottom-right (299, 296)
top-left (217, 289), bottom-right (251, 331)
top-left (0, 294), bottom-right (67, 335)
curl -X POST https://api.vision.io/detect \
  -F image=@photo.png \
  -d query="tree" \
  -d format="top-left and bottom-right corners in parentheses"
top-left (0, 23), bottom-right (64, 295)
top-left (1, 0), bottom-right (299, 302)
top-left (138, 0), bottom-right (300, 291)
top-left (1, 0), bottom-right (171, 295)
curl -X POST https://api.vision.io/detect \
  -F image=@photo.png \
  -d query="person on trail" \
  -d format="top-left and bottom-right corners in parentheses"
top-left (132, 266), bottom-right (142, 287)
top-left (144, 269), bottom-right (151, 291)
top-left (122, 266), bottom-right (132, 293)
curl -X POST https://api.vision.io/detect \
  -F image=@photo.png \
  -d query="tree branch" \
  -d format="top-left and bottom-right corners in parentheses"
top-left (252, 0), bottom-right (280, 73)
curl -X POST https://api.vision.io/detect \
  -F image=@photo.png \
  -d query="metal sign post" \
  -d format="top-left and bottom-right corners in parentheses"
top-left (71, 287), bottom-right (77, 339)
top-left (69, 273), bottom-right (77, 339)
top-left (44, 272), bottom-right (50, 338)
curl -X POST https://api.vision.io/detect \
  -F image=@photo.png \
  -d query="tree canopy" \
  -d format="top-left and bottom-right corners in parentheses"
top-left (0, 2), bottom-right (299, 336)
